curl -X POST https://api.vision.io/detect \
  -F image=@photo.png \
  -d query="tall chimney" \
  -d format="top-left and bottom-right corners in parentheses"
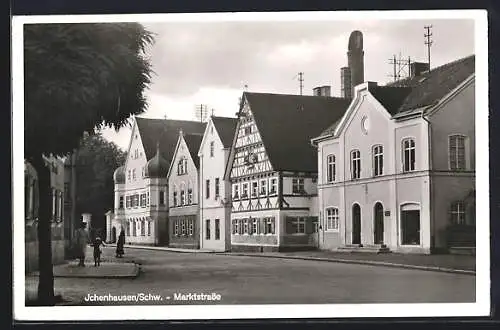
top-left (347, 31), bottom-right (364, 98)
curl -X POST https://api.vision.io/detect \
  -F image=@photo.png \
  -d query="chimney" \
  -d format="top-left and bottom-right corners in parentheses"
top-left (347, 31), bottom-right (364, 98)
top-left (410, 62), bottom-right (430, 78)
top-left (340, 67), bottom-right (351, 98)
top-left (313, 86), bottom-right (331, 97)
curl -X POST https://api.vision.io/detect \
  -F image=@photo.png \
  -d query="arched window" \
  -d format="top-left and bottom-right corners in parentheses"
top-left (350, 150), bottom-right (361, 179)
top-left (402, 138), bottom-right (416, 172)
top-left (372, 145), bottom-right (383, 176)
top-left (141, 218), bottom-right (146, 236)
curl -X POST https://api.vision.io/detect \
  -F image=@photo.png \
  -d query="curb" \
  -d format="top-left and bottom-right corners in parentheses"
top-left (109, 244), bottom-right (217, 254)
top-left (30, 263), bottom-right (142, 279)
top-left (214, 253), bottom-right (476, 276)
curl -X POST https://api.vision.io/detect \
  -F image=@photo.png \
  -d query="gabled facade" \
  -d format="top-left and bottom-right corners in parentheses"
top-left (198, 116), bottom-right (238, 251)
top-left (112, 117), bottom-right (206, 246)
top-left (167, 131), bottom-right (204, 249)
top-left (312, 55), bottom-right (475, 254)
top-left (225, 92), bottom-right (351, 252)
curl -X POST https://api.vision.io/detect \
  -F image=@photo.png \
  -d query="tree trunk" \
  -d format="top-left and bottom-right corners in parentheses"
top-left (31, 155), bottom-right (55, 306)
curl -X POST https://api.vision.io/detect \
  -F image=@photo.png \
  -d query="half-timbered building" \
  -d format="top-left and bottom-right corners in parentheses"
top-left (225, 92), bottom-right (351, 252)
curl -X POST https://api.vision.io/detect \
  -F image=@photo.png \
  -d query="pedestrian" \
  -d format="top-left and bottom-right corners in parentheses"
top-left (92, 236), bottom-right (106, 267)
top-left (116, 229), bottom-right (125, 258)
top-left (75, 221), bottom-right (90, 267)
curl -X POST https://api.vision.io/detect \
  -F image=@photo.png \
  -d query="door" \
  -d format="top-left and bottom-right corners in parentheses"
top-left (374, 203), bottom-right (384, 245)
top-left (111, 227), bottom-right (117, 243)
top-left (352, 204), bottom-right (361, 245)
top-left (401, 210), bottom-right (420, 245)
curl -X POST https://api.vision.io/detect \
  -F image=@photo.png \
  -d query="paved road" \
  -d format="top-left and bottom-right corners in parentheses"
top-left (26, 247), bottom-right (475, 305)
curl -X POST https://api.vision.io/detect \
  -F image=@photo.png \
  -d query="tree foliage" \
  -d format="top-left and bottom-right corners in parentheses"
top-left (24, 23), bottom-right (154, 160)
top-left (23, 23), bottom-right (154, 305)
top-left (75, 133), bottom-right (126, 232)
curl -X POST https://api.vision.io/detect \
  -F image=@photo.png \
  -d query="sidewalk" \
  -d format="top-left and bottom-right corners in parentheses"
top-left (116, 243), bottom-right (476, 275)
top-left (27, 260), bottom-right (140, 279)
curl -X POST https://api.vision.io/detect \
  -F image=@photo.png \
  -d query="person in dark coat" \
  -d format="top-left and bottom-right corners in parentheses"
top-left (92, 236), bottom-right (106, 267)
top-left (116, 229), bottom-right (125, 258)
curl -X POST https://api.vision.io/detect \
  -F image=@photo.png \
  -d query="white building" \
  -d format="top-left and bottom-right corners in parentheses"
top-left (198, 116), bottom-right (238, 251)
top-left (312, 55), bottom-right (476, 254)
top-left (112, 116), bottom-right (206, 245)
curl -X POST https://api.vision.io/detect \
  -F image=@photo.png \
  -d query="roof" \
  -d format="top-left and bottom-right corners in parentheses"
top-left (319, 54), bottom-right (475, 138)
top-left (243, 92), bottom-right (351, 172)
top-left (384, 54), bottom-right (475, 113)
top-left (182, 133), bottom-right (204, 168)
top-left (135, 117), bottom-right (206, 164)
top-left (211, 116), bottom-right (238, 148)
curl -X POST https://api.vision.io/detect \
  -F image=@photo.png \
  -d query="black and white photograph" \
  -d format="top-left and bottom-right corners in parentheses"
top-left (12, 10), bottom-right (489, 320)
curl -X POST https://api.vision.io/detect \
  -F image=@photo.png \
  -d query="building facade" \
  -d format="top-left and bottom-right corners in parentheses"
top-left (167, 131), bottom-right (204, 249)
top-left (112, 117), bottom-right (206, 246)
top-left (312, 55), bottom-right (475, 254)
top-left (226, 92), bottom-right (351, 252)
top-left (25, 156), bottom-right (68, 272)
top-left (198, 116), bottom-right (238, 251)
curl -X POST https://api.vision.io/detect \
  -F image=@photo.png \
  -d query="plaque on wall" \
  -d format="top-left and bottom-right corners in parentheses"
top-left (384, 210), bottom-right (391, 217)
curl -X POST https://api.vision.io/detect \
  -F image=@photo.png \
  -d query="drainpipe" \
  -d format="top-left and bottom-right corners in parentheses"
top-left (421, 109), bottom-right (434, 252)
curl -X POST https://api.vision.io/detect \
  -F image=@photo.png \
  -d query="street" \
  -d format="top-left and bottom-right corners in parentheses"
top-left (26, 247), bottom-right (475, 305)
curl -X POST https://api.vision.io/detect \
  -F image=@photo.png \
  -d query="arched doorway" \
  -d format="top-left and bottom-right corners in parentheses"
top-left (111, 227), bottom-right (117, 243)
top-left (352, 203), bottom-right (361, 245)
top-left (374, 202), bottom-right (384, 244)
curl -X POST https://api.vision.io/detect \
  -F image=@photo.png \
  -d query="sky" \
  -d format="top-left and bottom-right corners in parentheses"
top-left (99, 17), bottom-right (475, 151)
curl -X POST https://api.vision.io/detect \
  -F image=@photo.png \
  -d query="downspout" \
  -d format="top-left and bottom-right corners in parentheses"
top-left (421, 109), bottom-right (433, 252)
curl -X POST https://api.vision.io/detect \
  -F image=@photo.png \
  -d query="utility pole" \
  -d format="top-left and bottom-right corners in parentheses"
top-left (424, 25), bottom-right (433, 69)
top-left (194, 104), bottom-right (208, 123)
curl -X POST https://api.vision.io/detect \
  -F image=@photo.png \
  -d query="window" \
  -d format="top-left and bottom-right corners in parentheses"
top-left (128, 170), bottom-right (131, 181)
top-left (135, 149), bottom-right (138, 158)
top-left (64, 182), bottom-right (70, 200)
top-left (178, 157), bottom-right (188, 175)
top-left (187, 188), bottom-right (193, 204)
top-left (233, 184), bottom-right (240, 199)
top-left (119, 196), bottom-right (124, 209)
top-left (132, 169), bottom-right (136, 180)
top-left (146, 192), bottom-right (150, 206)
top-left (205, 180), bottom-right (210, 199)
top-left (126, 196), bottom-right (130, 208)
top-left (251, 218), bottom-right (257, 235)
top-left (215, 178), bottom-right (220, 198)
top-left (292, 178), bottom-right (305, 194)
top-left (147, 220), bottom-right (151, 236)
top-left (126, 221), bottom-right (130, 236)
top-left (210, 142), bottom-right (215, 157)
top-left (159, 191), bottom-right (165, 205)
top-left (206, 219), bottom-right (211, 240)
top-left (134, 194), bottom-right (139, 207)
top-left (242, 182), bottom-right (249, 198)
top-left (188, 219), bottom-right (194, 236)
top-left (133, 220), bottom-right (137, 236)
top-left (373, 145), bottom-right (384, 176)
top-left (141, 218), bottom-right (145, 236)
top-left (243, 219), bottom-right (249, 234)
top-left (260, 179), bottom-right (267, 196)
top-left (238, 219), bottom-right (244, 234)
top-left (263, 217), bottom-right (275, 234)
top-left (326, 208), bottom-right (339, 231)
top-left (174, 221), bottom-right (179, 236)
top-left (269, 178), bottom-right (277, 195)
top-left (173, 190), bottom-right (178, 207)
top-left (449, 135), bottom-right (466, 170)
top-left (215, 219), bottom-right (220, 240)
top-left (351, 150), bottom-right (361, 179)
top-left (244, 126), bottom-right (252, 135)
top-left (327, 154), bottom-right (336, 183)
top-left (57, 191), bottom-right (63, 221)
top-left (287, 217), bottom-right (306, 234)
top-left (141, 194), bottom-right (146, 207)
top-left (402, 138), bottom-right (416, 172)
top-left (180, 189), bottom-right (185, 206)
top-left (450, 201), bottom-right (466, 225)
top-left (251, 181), bottom-right (258, 197)
top-left (232, 219), bottom-right (239, 235)
top-left (181, 220), bottom-right (186, 236)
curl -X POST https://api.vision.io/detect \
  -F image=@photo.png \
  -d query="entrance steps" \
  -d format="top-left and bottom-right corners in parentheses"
top-left (337, 244), bottom-right (391, 254)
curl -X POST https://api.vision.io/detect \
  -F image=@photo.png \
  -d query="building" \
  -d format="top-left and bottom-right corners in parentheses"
top-left (112, 117), bottom-right (206, 246)
top-left (198, 116), bottom-right (238, 251)
top-left (25, 156), bottom-right (68, 272)
top-left (312, 55), bottom-right (475, 254)
top-left (313, 86), bottom-right (332, 97)
top-left (225, 92), bottom-right (352, 252)
top-left (167, 130), bottom-right (205, 249)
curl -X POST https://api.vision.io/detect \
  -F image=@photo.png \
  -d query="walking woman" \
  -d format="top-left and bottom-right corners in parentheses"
top-left (115, 229), bottom-right (125, 258)
top-left (75, 221), bottom-right (90, 266)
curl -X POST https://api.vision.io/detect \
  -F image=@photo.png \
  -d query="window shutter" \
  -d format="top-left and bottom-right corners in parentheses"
top-left (261, 218), bottom-right (267, 234)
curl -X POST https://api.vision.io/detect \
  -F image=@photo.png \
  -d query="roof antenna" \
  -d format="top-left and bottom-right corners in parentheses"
top-left (424, 25), bottom-right (433, 70)
top-left (292, 72), bottom-right (304, 95)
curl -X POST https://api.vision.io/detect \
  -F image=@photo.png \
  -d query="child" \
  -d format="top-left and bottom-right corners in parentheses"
top-left (92, 237), bottom-right (106, 267)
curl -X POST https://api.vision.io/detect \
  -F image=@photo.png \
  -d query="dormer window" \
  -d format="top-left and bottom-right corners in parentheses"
top-left (292, 178), bottom-right (305, 194)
